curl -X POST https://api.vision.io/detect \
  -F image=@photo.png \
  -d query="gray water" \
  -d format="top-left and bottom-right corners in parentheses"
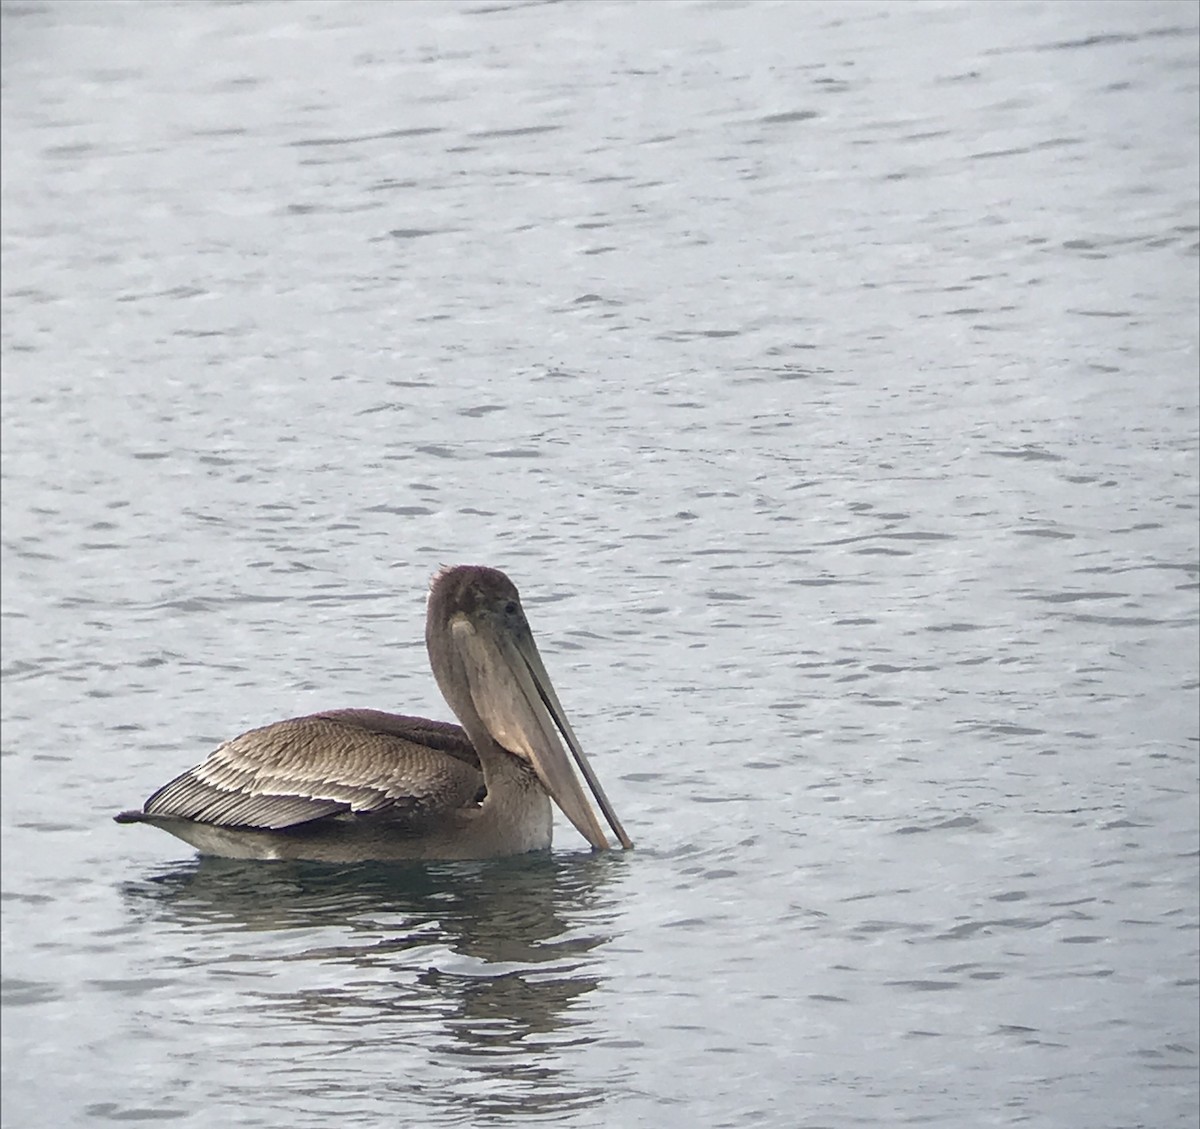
top-left (2, 1), bottom-right (1197, 1126)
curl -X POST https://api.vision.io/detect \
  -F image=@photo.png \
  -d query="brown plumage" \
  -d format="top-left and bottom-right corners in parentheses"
top-left (115, 566), bottom-right (631, 861)
top-left (119, 711), bottom-right (483, 831)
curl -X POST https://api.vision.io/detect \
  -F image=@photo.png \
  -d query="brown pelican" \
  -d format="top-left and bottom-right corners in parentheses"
top-left (115, 565), bottom-right (632, 862)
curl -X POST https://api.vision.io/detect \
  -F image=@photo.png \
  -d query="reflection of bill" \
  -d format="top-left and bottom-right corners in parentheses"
top-left (116, 565), bottom-right (632, 861)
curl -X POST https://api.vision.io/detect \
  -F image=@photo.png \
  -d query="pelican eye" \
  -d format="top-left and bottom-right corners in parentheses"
top-left (504, 601), bottom-right (518, 616)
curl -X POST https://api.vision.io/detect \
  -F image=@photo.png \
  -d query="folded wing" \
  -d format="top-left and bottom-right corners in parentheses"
top-left (131, 710), bottom-right (483, 831)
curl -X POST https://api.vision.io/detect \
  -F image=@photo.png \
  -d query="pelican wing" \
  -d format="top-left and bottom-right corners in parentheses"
top-left (138, 711), bottom-right (483, 831)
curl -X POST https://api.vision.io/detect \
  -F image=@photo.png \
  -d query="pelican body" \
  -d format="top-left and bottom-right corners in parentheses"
top-left (115, 565), bottom-right (632, 862)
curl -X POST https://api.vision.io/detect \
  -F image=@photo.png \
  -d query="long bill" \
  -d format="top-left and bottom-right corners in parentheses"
top-left (452, 618), bottom-right (634, 850)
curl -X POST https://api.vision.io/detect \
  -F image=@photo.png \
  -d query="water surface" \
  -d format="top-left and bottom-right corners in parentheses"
top-left (2, 2), bottom-right (1197, 1126)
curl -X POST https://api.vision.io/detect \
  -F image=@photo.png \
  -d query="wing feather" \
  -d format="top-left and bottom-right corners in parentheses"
top-left (140, 712), bottom-right (483, 831)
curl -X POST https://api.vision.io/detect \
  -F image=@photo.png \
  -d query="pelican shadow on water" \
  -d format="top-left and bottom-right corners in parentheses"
top-left (116, 565), bottom-right (632, 862)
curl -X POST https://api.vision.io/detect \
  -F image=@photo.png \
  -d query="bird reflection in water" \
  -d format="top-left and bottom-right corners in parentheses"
top-left (120, 853), bottom-right (622, 1119)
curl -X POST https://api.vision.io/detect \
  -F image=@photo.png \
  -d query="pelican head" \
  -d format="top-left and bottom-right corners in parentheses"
top-left (426, 565), bottom-right (632, 851)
